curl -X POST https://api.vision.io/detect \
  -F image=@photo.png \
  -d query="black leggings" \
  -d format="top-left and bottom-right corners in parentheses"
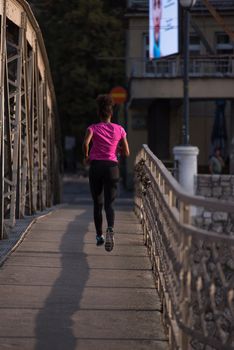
top-left (89, 160), bottom-right (119, 236)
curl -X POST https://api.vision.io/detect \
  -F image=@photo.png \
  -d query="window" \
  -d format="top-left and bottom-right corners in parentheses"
top-left (216, 32), bottom-right (234, 55)
top-left (143, 33), bottom-right (170, 76)
top-left (128, 0), bottom-right (148, 8)
top-left (143, 33), bottom-right (150, 60)
top-left (215, 32), bottom-right (233, 74)
top-left (143, 33), bottom-right (155, 74)
top-left (189, 33), bottom-right (201, 56)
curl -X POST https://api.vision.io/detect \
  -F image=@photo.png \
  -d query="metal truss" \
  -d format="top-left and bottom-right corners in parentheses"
top-left (0, 0), bottom-right (61, 239)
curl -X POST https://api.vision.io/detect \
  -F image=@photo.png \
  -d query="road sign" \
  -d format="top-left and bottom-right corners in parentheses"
top-left (110, 86), bottom-right (127, 105)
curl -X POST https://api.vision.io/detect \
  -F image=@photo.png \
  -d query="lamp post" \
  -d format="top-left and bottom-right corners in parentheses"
top-left (173, 0), bottom-right (199, 195)
top-left (180, 0), bottom-right (197, 145)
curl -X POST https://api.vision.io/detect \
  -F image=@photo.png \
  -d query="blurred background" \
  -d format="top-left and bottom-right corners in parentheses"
top-left (28, 0), bottom-right (126, 173)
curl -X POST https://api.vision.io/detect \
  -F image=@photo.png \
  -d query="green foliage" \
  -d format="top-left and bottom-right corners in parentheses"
top-left (30, 0), bottom-right (125, 145)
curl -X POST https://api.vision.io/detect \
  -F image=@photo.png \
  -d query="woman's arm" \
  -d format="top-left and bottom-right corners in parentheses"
top-left (119, 137), bottom-right (130, 157)
top-left (82, 129), bottom-right (93, 163)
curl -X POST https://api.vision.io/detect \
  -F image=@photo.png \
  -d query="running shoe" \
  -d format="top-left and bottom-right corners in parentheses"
top-left (96, 235), bottom-right (105, 246)
top-left (105, 227), bottom-right (114, 252)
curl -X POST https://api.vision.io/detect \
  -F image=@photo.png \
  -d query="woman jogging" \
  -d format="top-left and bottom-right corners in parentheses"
top-left (82, 94), bottom-right (130, 252)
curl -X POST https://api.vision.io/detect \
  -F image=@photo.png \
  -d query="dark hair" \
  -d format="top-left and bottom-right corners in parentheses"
top-left (96, 94), bottom-right (113, 120)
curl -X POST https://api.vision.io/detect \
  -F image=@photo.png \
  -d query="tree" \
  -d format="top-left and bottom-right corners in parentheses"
top-left (29, 0), bottom-right (125, 157)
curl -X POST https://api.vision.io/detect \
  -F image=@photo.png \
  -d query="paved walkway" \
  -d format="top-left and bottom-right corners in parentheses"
top-left (0, 176), bottom-right (168, 350)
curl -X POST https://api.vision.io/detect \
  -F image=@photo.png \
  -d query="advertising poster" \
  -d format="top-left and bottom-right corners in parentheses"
top-left (149, 0), bottom-right (179, 59)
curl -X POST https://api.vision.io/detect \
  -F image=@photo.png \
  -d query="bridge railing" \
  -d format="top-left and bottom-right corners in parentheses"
top-left (0, 0), bottom-right (62, 239)
top-left (135, 145), bottom-right (234, 350)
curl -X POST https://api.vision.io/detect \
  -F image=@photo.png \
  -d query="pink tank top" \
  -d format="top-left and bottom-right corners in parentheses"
top-left (88, 122), bottom-right (126, 162)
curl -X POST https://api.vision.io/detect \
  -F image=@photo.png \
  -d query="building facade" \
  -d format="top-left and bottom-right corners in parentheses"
top-left (125, 0), bottom-right (234, 187)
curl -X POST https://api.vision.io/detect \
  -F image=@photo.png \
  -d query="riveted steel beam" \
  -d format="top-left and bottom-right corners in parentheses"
top-left (0, 0), bottom-right (61, 239)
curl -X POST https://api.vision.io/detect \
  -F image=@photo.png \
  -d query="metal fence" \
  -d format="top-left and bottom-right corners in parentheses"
top-left (0, 0), bottom-right (62, 239)
top-left (135, 145), bottom-right (234, 350)
top-left (129, 56), bottom-right (234, 78)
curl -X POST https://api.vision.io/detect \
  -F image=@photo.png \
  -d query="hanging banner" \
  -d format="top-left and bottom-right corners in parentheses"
top-left (149, 0), bottom-right (179, 59)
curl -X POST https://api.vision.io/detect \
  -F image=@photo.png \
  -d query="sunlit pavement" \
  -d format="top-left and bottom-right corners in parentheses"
top-left (0, 175), bottom-right (168, 350)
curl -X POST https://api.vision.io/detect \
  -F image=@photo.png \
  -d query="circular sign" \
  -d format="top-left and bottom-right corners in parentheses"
top-left (110, 86), bottom-right (127, 105)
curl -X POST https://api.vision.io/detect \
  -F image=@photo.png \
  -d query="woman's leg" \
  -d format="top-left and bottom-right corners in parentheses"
top-left (103, 164), bottom-right (119, 229)
top-left (89, 163), bottom-right (104, 236)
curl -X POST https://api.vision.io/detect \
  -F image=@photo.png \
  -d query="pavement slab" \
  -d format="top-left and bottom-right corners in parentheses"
top-left (0, 176), bottom-right (169, 350)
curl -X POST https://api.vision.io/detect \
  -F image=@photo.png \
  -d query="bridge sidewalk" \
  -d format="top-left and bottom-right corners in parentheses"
top-left (0, 176), bottom-right (168, 350)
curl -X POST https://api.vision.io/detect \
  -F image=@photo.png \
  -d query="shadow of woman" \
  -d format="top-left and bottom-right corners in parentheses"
top-left (35, 207), bottom-right (91, 350)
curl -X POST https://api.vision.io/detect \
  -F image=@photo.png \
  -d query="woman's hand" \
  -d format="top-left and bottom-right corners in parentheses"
top-left (82, 129), bottom-right (93, 166)
top-left (83, 156), bottom-right (90, 166)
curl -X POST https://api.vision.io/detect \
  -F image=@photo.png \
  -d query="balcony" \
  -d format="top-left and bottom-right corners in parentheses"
top-left (127, 56), bottom-right (234, 101)
top-left (129, 55), bottom-right (234, 78)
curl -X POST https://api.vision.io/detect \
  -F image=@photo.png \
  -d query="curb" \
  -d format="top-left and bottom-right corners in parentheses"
top-left (0, 204), bottom-right (67, 267)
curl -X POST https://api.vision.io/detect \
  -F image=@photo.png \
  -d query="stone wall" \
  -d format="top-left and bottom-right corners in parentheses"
top-left (194, 175), bottom-right (234, 236)
top-left (196, 174), bottom-right (234, 201)
top-left (192, 176), bottom-right (234, 350)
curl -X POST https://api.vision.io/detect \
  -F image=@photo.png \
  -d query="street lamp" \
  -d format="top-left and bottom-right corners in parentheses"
top-left (173, 0), bottom-right (199, 195)
top-left (179, 0), bottom-right (197, 145)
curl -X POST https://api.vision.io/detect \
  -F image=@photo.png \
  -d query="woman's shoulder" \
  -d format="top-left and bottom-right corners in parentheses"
top-left (88, 123), bottom-right (99, 130)
top-left (111, 123), bottom-right (125, 130)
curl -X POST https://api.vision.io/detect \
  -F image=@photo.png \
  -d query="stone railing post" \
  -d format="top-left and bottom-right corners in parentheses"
top-left (173, 146), bottom-right (199, 195)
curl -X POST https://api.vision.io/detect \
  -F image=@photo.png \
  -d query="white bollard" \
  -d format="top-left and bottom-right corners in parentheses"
top-left (173, 146), bottom-right (199, 195)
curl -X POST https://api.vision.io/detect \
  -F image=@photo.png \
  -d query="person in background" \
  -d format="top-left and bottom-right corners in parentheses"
top-left (209, 147), bottom-right (225, 174)
top-left (82, 94), bottom-right (130, 252)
